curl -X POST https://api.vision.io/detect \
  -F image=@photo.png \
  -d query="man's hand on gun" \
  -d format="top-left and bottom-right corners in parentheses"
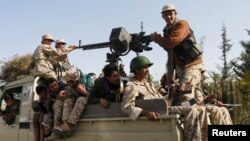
top-left (150, 32), bottom-right (161, 42)
top-left (69, 45), bottom-right (77, 50)
top-left (205, 95), bottom-right (242, 107)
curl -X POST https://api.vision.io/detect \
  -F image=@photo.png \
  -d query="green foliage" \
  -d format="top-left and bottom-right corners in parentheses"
top-left (232, 29), bottom-right (250, 95)
top-left (231, 29), bottom-right (250, 124)
top-left (0, 54), bottom-right (33, 82)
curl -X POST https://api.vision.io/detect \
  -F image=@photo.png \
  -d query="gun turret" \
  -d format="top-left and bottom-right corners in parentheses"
top-left (77, 27), bottom-right (149, 101)
top-left (77, 27), bottom-right (152, 58)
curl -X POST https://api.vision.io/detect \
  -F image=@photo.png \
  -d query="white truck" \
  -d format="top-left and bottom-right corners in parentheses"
top-left (0, 76), bottom-right (183, 141)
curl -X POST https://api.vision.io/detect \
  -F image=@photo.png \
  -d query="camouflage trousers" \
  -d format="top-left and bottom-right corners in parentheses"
top-left (33, 69), bottom-right (57, 80)
top-left (176, 63), bottom-right (204, 87)
top-left (33, 112), bottom-right (53, 141)
top-left (67, 97), bottom-right (88, 125)
top-left (42, 113), bottom-right (53, 130)
top-left (52, 99), bottom-right (63, 127)
top-left (206, 105), bottom-right (233, 125)
top-left (41, 71), bottom-right (57, 79)
top-left (53, 98), bottom-right (73, 126)
top-left (176, 64), bottom-right (205, 106)
top-left (168, 105), bottom-right (208, 141)
top-left (53, 97), bottom-right (87, 126)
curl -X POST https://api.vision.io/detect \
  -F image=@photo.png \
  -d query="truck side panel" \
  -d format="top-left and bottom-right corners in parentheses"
top-left (1, 77), bottom-right (183, 141)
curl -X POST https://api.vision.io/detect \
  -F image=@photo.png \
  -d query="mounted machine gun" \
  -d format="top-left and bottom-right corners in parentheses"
top-left (77, 27), bottom-right (153, 101)
top-left (77, 27), bottom-right (152, 65)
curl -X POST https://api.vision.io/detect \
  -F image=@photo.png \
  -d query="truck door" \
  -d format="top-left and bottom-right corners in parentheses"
top-left (18, 82), bottom-right (34, 141)
top-left (0, 86), bottom-right (22, 141)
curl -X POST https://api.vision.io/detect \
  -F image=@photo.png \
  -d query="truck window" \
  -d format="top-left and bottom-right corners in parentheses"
top-left (21, 83), bottom-right (33, 104)
top-left (0, 86), bottom-right (22, 114)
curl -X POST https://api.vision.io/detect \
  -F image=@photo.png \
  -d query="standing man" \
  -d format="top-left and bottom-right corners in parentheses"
top-left (122, 56), bottom-right (208, 141)
top-left (151, 4), bottom-right (204, 106)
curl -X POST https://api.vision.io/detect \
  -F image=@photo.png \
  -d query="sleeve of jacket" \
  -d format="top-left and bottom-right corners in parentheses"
top-left (88, 79), bottom-right (101, 104)
top-left (42, 46), bottom-right (69, 59)
top-left (64, 46), bottom-right (75, 52)
top-left (155, 20), bottom-right (190, 49)
top-left (121, 82), bottom-right (143, 121)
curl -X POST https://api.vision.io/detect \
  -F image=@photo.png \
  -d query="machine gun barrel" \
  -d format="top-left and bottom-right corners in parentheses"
top-left (77, 42), bottom-right (111, 50)
top-left (77, 27), bottom-right (153, 55)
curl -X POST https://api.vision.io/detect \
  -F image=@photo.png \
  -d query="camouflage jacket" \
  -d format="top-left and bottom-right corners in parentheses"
top-left (121, 78), bottom-right (163, 120)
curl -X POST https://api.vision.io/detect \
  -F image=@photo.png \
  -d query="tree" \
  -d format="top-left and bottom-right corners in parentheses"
top-left (232, 29), bottom-right (250, 95)
top-left (207, 71), bottom-right (223, 100)
top-left (218, 25), bottom-right (232, 80)
top-left (231, 29), bottom-right (250, 124)
top-left (217, 24), bottom-right (233, 103)
top-left (0, 54), bottom-right (33, 82)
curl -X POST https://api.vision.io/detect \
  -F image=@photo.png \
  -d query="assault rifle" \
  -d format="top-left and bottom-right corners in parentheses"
top-left (207, 104), bottom-right (243, 107)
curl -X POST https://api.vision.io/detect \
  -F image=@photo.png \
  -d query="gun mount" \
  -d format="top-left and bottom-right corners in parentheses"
top-left (77, 27), bottom-right (152, 64)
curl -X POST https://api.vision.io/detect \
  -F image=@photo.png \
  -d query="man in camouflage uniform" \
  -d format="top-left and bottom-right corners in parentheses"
top-left (196, 94), bottom-right (233, 125)
top-left (2, 93), bottom-right (20, 126)
top-left (32, 34), bottom-right (74, 79)
top-left (206, 101), bottom-right (233, 125)
top-left (54, 39), bottom-right (76, 67)
top-left (159, 72), bottom-right (233, 126)
top-left (121, 56), bottom-right (208, 141)
top-left (45, 78), bottom-right (66, 140)
top-left (54, 39), bottom-right (77, 79)
top-left (47, 71), bottom-right (88, 140)
top-left (33, 84), bottom-right (53, 141)
top-left (150, 4), bottom-right (204, 107)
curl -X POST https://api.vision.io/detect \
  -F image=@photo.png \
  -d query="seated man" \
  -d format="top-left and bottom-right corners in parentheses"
top-left (2, 92), bottom-right (20, 126)
top-left (121, 55), bottom-right (208, 141)
top-left (54, 71), bottom-right (88, 136)
top-left (199, 94), bottom-right (233, 125)
top-left (47, 72), bottom-right (88, 141)
top-left (160, 71), bottom-right (232, 125)
top-left (33, 84), bottom-right (54, 141)
top-left (88, 64), bottom-right (124, 109)
top-left (45, 78), bottom-right (66, 140)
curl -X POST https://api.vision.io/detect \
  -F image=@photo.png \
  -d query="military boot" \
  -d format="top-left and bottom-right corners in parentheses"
top-left (46, 132), bottom-right (62, 141)
top-left (51, 126), bottom-right (63, 136)
top-left (60, 121), bottom-right (77, 137)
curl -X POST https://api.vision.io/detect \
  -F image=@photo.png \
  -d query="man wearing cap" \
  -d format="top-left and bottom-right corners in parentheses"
top-left (150, 4), bottom-right (204, 107)
top-left (121, 55), bottom-right (208, 141)
top-left (55, 39), bottom-right (76, 67)
top-left (2, 93), bottom-right (20, 126)
top-left (32, 34), bottom-right (75, 79)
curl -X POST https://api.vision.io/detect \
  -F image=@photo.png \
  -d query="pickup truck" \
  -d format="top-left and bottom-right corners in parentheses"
top-left (0, 76), bottom-right (183, 141)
